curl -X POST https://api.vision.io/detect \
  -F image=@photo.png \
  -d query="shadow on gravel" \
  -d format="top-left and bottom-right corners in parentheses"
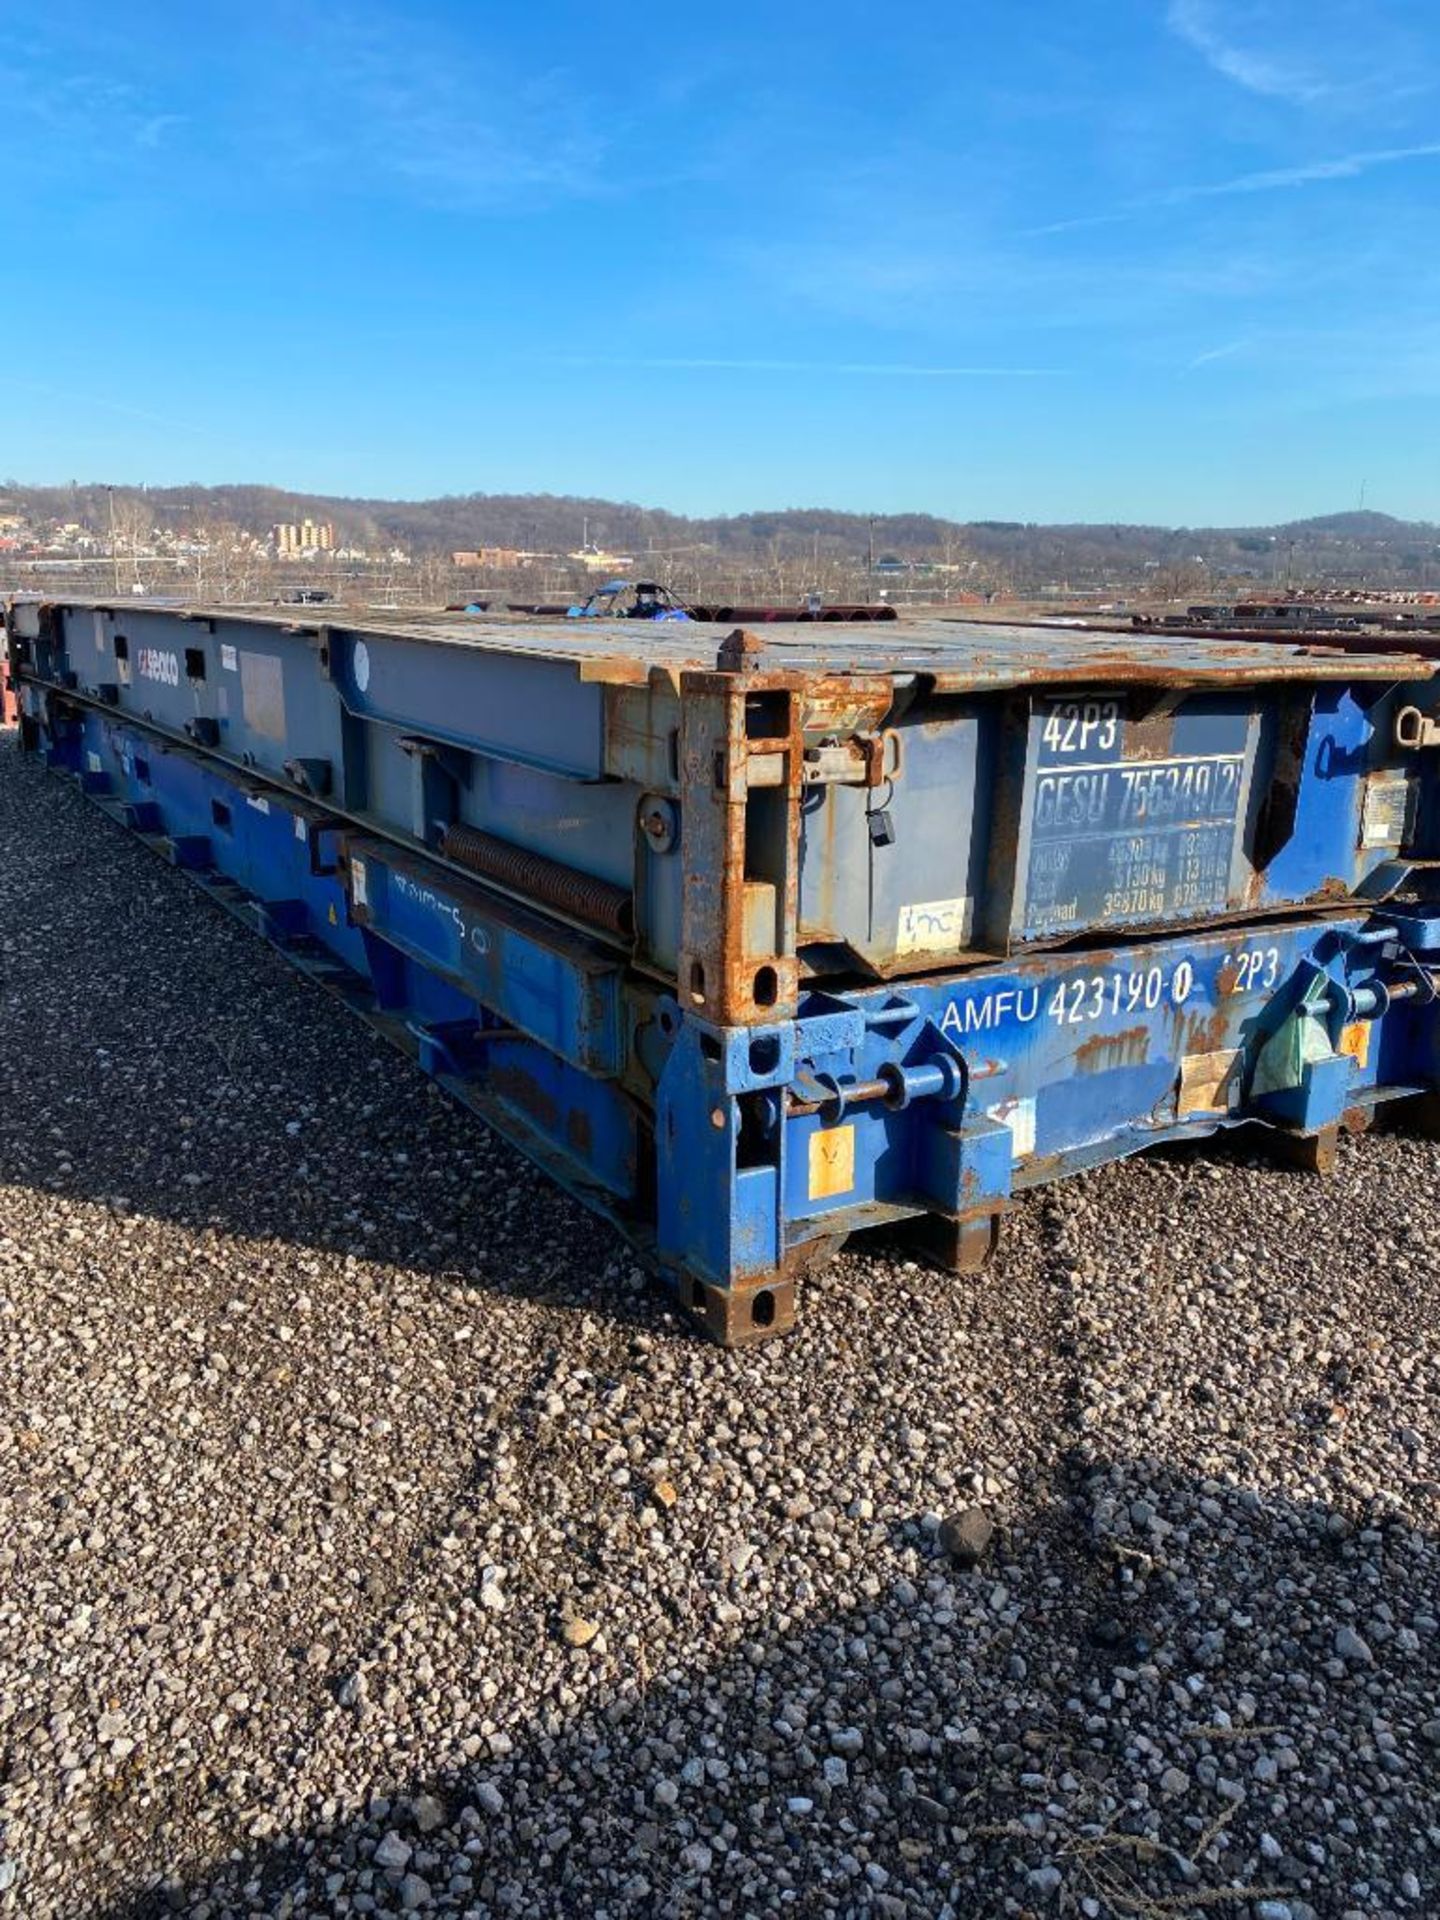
top-left (5, 747), bottom-right (1439, 1917)
top-left (0, 736), bottom-right (671, 1338)
top-left (85, 1456), bottom-right (1438, 1920)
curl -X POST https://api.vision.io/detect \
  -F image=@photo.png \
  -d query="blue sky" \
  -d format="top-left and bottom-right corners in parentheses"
top-left (2, 0), bottom-right (1439, 523)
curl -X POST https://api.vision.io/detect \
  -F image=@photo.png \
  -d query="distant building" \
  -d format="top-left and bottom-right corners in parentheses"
top-left (274, 521), bottom-right (335, 555)
top-left (452, 546), bottom-right (522, 569)
top-left (569, 542), bottom-right (635, 572)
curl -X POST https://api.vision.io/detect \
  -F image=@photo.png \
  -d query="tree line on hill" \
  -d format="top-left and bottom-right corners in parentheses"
top-left (3, 480), bottom-right (1438, 595)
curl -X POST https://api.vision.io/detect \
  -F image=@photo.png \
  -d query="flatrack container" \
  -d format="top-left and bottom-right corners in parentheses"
top-left (13, 597), bottom-right (1440, 1341)
top-left (0, 612), bottom-right (17, 725)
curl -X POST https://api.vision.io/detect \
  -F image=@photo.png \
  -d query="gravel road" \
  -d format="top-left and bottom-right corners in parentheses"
top-left (0, 729), bottom-right (1437, 1920)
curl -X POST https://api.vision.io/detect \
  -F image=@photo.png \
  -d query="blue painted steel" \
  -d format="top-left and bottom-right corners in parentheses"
top-left (16, 599), bottom-right (1440, 1339)
top-left (790, 918), bottom-right (1412, 1217)
top-left (346, 841), bottom-right (625, 1076)
top-left (42, 702), bottom-right (641, 1209)
top-left (654, 910), bottom-right (1438, 1301)
top-left (652, 906), bottom-right (1440, 1305)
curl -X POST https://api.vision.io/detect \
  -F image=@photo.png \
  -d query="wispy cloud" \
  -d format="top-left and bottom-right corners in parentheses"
top-left (1196, 142), bottom-right (1440, 196)
top-left (261, 5), bottom-right (608, 211)
top-left (135, 113), bottom-right (185, 150)
top-left (1182, 318), bottom-right (1440, 407)
top-left (1166, 0), bottom-right (1330, 102)
top-left (3, 64), bottom-right (187, 164)
top-left (1187, 339), bottom-right (1251, 369)
top-left (556, 356), bottom-right (1064, 377)
top-left (1028, 141), bottom-right (1440, 236)
top-left (0, 376), bottom-right (206, 436)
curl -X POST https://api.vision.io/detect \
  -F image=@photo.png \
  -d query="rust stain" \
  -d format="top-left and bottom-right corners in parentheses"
top-left (1184, 1005), bottom-right (1232, 1056)
top-left (1190, 998), bottom-right (1236, 1059)
top-left (488, 1061), bottom-right (561, 1136)
top-left (678, 657), bottom-right (803, 1025)
top-left (927, 636), bottom-right (1414, 690)
top-left (1074, 1024), bottom-right (1150, 1073)
top-left (799, 676), bottom-right (893, 737)
top-left (1120, 706), bottom-right (1181, 763)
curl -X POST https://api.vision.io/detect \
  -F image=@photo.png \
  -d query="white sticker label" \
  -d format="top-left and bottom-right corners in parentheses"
top-left (86, 750), bottom-right (102, 774)
top-left (246, 794), bottom-right (270, 815)
top-left (351, 858), bottom-right (368, 907)
top-left (1361, 774), bottom-right (1412, 849)
top-left (294, 816), bottom-right (307, 841)
top-left (353, 640), bottom-right (371, 693)
top-left (897, 896), bottom-right (970, 956)
top-left (221, 643), bottom-right (238, 671)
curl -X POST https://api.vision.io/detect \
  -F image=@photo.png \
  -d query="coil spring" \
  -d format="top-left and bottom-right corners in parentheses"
top-left (441, 824), bottom-right (633, 939)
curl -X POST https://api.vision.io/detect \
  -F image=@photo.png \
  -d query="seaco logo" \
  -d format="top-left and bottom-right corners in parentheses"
top-left (135, 647), bottom-right (180, 686)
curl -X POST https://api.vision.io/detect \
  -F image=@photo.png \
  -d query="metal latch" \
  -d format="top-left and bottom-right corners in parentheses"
top-left (788, 1053), bottom-right (964, 1121)
top-left (801, 731), bottom-right (903, 788)
top-left (1395, 705), bottom-right (1440, 750)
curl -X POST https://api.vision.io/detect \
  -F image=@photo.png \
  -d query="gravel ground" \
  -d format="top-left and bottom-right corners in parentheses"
top-left (0, 727), bottom-right (1437, 1920)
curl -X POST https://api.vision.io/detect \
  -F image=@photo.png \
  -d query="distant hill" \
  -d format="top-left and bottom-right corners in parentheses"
top-left (1280, 510), bottom-right (1411, 537)
top-left (2, 481), bottom-right (1437, 593)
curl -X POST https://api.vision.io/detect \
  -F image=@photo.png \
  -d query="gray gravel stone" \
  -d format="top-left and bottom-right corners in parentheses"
top-left (1334, 1625), bottom-right (1375, 1664)
top-left (373, 1832), bottom-right (412, 1871)
top-left (938, 1504), bottom-right (996, 1567)
top-left (0, 733), bottom-right (1437, 1919)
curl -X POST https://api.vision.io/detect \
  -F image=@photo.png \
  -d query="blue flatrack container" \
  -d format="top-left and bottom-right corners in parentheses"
top-left (11, 596), bottom-right (1440, 1340)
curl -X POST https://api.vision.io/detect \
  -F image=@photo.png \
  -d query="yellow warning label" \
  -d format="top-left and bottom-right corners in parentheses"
top-left (808, 1124), bottom-right (856, 1200)
top-left (1338, 1021), bottom-right (1371, 1068)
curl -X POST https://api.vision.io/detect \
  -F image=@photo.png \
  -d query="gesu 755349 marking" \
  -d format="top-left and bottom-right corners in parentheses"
top-left (1032, 756), bottom-right (1246, 835)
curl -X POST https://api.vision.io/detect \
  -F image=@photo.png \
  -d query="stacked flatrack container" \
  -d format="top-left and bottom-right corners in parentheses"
top-left (11, 597), bottom-right (1440, 1341)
